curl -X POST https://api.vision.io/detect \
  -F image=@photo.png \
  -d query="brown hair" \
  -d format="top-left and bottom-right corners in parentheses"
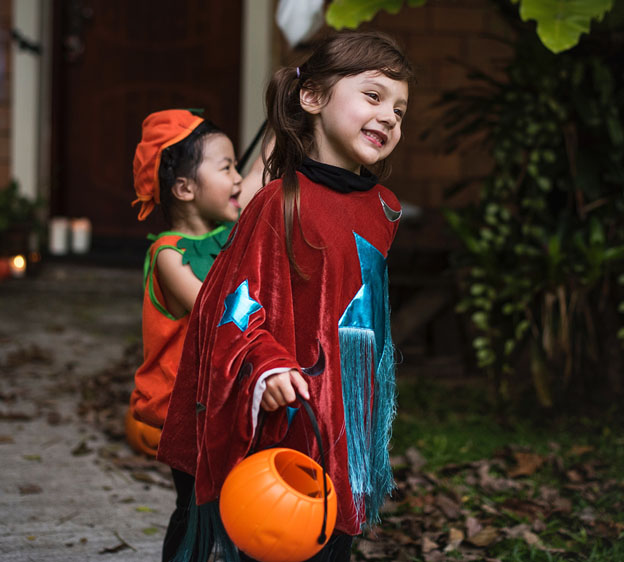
top-left (262, 31), bottom-right (414, 275)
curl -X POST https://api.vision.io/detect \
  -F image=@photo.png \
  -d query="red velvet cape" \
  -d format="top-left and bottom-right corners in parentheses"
top-left (158, 173), bottom-right (400, 535)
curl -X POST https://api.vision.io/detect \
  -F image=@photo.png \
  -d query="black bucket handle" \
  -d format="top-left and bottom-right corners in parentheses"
top-left (250, 393), bottom-right (330, 545)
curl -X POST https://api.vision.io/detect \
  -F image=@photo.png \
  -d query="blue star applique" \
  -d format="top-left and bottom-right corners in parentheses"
top-left (218, 280), bottom-right (262, 331)
top-left (338, 232), bottom-right (387, 360)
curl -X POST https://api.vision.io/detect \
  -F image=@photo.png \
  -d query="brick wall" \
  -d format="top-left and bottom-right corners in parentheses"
top-left (368, 0), bottom-right (515, 211)
top-left (275, 1), bottom-right (516, 249)
top-left (0, 1), bottom-right (10, 188)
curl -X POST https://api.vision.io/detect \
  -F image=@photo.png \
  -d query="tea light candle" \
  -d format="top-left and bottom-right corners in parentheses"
top-left (71, 218), bottom-right (92, 254)
top-left (10, 255), bottom-right (27, 278)
top-left (49, 217), bottom-right (70, 255)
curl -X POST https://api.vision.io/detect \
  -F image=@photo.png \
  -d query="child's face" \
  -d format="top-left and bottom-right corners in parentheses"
top-left (303, 71), bottom-right (408, 173)
top-left (191, 134), bottom-right (242, 224)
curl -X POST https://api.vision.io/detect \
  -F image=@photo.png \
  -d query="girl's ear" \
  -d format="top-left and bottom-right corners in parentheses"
top-left (171, 177), bottom-right (195, 202)
top-left (300, 86), bottom-right (323, 115)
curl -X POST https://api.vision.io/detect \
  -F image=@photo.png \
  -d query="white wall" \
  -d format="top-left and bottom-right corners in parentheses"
top-left (10, 0), bottom-right (42, 201)
top-left (239, 0), bottom-right (273, 171)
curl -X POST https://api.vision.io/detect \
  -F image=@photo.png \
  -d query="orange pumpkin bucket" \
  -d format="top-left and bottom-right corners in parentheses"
top-left (219, 398), bottom-right (337, 562)
top-left (124, 408), bottom-right (161, 457)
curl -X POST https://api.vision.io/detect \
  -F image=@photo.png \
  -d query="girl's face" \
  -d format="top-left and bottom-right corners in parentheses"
top-left (302, 71), bottom-right (408, 173)
top-left (190, 134), bottom-right (242, 224)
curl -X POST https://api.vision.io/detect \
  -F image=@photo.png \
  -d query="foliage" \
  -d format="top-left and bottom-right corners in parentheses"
top-left (326, 0), bottom-right (426, 30)
top-left (352, 376), bottom-right (624, 561)
top-left (430, 21), bottom-right (624, 408)
top-left (325, 0), bottom-right (614, 54)
top-left (0, 180), bottom-right (41, 234)
top-left (515, 0), bottom-right (614, 53)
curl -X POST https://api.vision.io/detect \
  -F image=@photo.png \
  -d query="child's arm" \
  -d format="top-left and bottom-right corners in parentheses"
top-left (260, 368), bottom-right (309, 411)
top-left (238, 134), bottom-right (274, 210)
top-left (157, 248), bottom-right (202, 317)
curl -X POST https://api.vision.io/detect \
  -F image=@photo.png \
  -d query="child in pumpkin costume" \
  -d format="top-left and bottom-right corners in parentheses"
top-left (128, 109), bottom-right (264, 561)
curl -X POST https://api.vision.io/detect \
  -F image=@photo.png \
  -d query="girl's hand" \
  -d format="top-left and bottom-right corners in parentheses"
top-left (261, 369), bottom-right (309, 411)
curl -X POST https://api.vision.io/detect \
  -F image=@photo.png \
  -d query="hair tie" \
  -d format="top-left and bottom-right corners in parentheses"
top-left (296, 66), bottom-right (301, 78)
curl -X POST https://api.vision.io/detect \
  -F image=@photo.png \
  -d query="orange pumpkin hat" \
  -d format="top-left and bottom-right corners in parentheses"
top-left (132, 109), bottom-right (204, 220)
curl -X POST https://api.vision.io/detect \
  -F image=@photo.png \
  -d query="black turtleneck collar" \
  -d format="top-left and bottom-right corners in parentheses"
top-left (297, 157), bottom-right (378, 193)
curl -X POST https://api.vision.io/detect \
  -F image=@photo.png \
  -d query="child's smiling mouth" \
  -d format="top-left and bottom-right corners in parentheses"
top-left (362, 129), bottom-right (387, 147)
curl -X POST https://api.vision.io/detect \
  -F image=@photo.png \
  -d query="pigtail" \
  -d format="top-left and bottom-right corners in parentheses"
top-left (264, 66), bottom-right (315, 278)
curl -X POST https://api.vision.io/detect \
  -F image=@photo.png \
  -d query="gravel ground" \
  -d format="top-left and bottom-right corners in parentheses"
top-left (0, 262), bottom-right (175, 562)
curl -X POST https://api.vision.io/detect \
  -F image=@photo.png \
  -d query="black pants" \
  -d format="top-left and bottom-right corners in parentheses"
top-left (238, 534), bottom-right (353, 562)
top-left (162, 468), bottom-right (196, 562)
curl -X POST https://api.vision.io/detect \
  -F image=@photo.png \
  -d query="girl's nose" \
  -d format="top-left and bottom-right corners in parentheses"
top-left (378, 105), bottom-right (397, 128)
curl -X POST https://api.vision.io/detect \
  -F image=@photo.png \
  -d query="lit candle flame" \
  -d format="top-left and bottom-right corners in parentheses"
top-left (10, 255), bottom-right (26, 278)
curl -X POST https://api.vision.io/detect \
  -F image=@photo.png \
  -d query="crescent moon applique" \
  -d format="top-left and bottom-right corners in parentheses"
top-left (379, 193), bottom-right (402, 222)
top-left (236, 362), bottom-right (253, 383)
top-left (301, 340), bottom-right (326, 377)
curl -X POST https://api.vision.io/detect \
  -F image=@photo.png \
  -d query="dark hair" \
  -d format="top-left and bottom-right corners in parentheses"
top-left (158, 120), bottom-right (223, 227)
top-left (262, 31), bottom-right (413, 275)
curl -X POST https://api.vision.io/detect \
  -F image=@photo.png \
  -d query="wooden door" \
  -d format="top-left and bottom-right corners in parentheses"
top-left (51, 0), bottom-right (243, 250)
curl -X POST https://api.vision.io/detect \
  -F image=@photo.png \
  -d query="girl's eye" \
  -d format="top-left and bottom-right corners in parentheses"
top-left (394, 108), bottom-right (404, 119)
top-left (365, 92), bottom-right (379, 101)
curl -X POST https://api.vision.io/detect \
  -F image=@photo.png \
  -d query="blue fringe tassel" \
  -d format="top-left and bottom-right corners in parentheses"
top-left (339, 270), bottom-right (397, 528)
top-left (172, 496), bottom-right (239, 562)
top-left (339, 326), bottom-right (375, 503)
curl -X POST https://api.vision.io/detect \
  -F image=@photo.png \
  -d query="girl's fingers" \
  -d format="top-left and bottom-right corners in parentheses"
top-left (261, 369), bottom-right (310, 412)
top-left (261, 393), bottom-right (279, 411)
top-left (289, 370), bottom-right (310, 400)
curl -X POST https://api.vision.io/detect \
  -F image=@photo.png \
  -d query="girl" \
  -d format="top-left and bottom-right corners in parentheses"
top-left (128, 109), bottom-right (263, 561)
top-left (159, 31), bottom-right (413, 561)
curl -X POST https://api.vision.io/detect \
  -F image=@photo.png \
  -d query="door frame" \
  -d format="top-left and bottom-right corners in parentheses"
top-left (11, 0), bottom-right (273, 208)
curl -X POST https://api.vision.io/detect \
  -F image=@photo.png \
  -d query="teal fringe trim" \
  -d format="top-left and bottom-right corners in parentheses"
top-left (339, 269), bottom-right (397, 528)
top-left (172, 496), bottom-right (239, 562)
top-left (365, 268), bottom-right (397, 524)
top-left (339, 326), bottom-right (375, 504)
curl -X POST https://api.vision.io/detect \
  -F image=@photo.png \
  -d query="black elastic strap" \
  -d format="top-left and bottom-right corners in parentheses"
top-left (236, 120), bottom-right (267, 173)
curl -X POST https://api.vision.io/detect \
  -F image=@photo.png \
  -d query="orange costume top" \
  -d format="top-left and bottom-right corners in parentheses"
top-left (130, 226), bottom-right (232, 428)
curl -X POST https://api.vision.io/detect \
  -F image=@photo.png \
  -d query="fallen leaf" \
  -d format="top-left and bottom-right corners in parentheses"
top-left (444, 527), bottom-right (464, 552)
top-left (71, 441), bottom-right (92, 456)
top-left (466, 526), bottom-right (499, 547)
top-left (23, 454), bottom-right (41, 462)
top-left (142, 527), bottom-right (159, 536)
top-left (466, 516), bottom-right (483, 538)
top-left (19, 484), bottom-right (43, 495)
top-left (1, 411), bottom-right (33, 421)
top-left (568, 445), bottom-right (594, 456)
top-left (405, 446), bottom-right (427, 472)
top-left (422, 536), bottom-right (438, 553)
top-left (566, 469), bottom-right (584, 483)
top-left (0, 435), bottom-right (15, 444)
top-left (508, 452), bottom-right (544, 477)
top-left (435, 494), bottom-right (461, 519)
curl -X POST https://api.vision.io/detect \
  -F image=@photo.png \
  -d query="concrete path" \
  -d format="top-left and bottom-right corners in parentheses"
top-left (0, 263), bottom-right (175, 561)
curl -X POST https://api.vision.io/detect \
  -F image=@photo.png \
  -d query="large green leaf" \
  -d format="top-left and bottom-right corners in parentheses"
top-left (518, 0), bottom-right (613, 53)
top-left (326, 0), bottom-right (426, 30)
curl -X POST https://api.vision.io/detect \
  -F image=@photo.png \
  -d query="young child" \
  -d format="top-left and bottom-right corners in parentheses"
top-left (127, 109), bottom-right (264, 561)
top-left (159, 31), bottom-right (413, 561)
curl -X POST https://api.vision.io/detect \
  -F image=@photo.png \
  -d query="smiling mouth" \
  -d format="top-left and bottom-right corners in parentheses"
top-left (362, 129), bottom-right (387, 147)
